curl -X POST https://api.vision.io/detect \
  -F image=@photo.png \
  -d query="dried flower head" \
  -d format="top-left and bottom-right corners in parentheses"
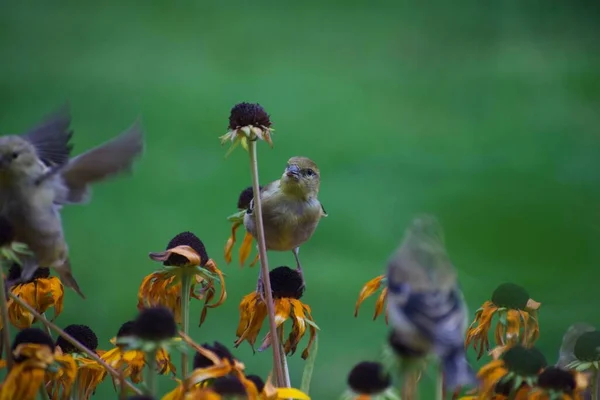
top-left (219, 102), bottom-right (274, 155)
top-left (133, 307), bottom-right (177, 342)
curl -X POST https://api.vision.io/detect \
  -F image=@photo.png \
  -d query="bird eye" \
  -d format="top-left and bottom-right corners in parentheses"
top-left (11, 152), bottom-right (18, 160)
top-left (305, 168), bottom-right (315, 177)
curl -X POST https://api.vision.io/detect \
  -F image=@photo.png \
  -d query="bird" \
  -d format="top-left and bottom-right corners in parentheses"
top-left (244, 156), bottom-right (327, 289)
top-left (0, 105), bottom-right (144, 298)
top-left (386, 214), bottom-right (477, 392)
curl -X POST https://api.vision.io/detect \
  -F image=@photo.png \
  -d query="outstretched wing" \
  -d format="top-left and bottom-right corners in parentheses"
top-left (21, 104), bottom-right (73, 166)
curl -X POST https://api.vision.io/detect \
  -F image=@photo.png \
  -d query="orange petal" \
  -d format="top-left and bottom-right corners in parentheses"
top-left (149, 245), bottom-right (202, 267)
top-left (354, 275), bottom-right (385, 317)
top-left (249, 253), bottom-right (260, 267)
top-left (239, 232), bottom-right (254, 267)
top-left (373, 287), bottom-right (388, 321)
top-left (525, 298), bottom-right (541, 311)
top-left (224, 222), bottom-right (241, 264)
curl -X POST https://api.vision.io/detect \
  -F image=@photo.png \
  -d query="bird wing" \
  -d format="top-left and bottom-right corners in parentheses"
top-left (246, 180), bottom-right (279, 215)
top-left (21, 104), bottom-right (73, 167)
top-left (320, 203), bottom-right (328, 217)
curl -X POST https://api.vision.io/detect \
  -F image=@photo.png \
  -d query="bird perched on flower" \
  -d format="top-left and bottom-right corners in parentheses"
top-left (244, 156), bottom-right (327, 288)
top-left (0, 106), bottom-right (144, 298)
top-left (386, 215), bottom-right (476, 392)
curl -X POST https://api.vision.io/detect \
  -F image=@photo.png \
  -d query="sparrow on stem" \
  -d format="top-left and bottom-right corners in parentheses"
top-left (244, 156), bottom-right (327, 290)
top-left (0, 106), bottom-right (144, 298)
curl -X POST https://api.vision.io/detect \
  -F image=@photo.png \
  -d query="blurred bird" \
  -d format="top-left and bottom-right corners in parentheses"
top-left (386, 215), bottom-right (477, 391)
top-left (0, 106), bottom-right (144, 298)
top-left (244, 156), bottom-right (327, 288)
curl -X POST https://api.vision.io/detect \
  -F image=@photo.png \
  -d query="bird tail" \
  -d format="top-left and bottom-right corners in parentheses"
top-left (440, 348), bottom-right (477, 391)
top-left (55, 260), bottom-right (85, 299)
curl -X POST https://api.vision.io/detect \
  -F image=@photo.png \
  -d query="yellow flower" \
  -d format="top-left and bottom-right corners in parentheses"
top-left (219, 102), bottom-right (274, 156)
top-left (465, 283), bottom-right (540, 359)
top-left (235, 267), bottom-right (318, 359)
top-left (140, 232), bottom-right (227, 326)
top-left (0, 328), bottom-right (76, 400)
top-left (224, 186), bottom-right (261, 267)
top-left (353, 275), bottom-right (387, 323)
top-left (3, 265), bottom-right (63, 330)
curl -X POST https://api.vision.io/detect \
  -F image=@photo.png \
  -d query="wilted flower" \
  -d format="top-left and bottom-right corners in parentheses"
top-left (354, 274), bottom-right (387, 323)
top-left (566, 330), bottom-right (600, 371)
top-left (219, 103), bottom-right (274, 155)
top-left (466, 283), bottom-right (540, 359)
top-left (139, 231), bottom-right (227, 326)
top-left (224, 186), bottom-right (261, 267)
top-left (234, 266), bottom-right (318, 359)
top-left (528, 366), bottom-right (588, 400)
top-left (341, 361), bottom-right (399, 400)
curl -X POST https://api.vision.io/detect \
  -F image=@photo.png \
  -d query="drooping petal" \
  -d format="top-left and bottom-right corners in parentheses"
top-left (239, 232), bottom-right (254, 266)
top-left (354, 275), bottom-right (385, 317)
top-left (224, 222), bottom-right (241, 264)
top-left (373, 287), bottom-right (388, 321)
top-left (149, 245), bottom-right (202, 267)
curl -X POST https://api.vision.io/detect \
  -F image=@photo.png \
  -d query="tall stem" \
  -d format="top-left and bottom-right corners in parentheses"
top-left (180, 273), bottom-right (192, 378)
top-left (8, 292), bottom-right (143, 395)
top-left (248, 139), bottom-right (286, 387)
top-left (0, 270), bottom-right (12, 372)
top-left (38, 385), bottom-right (50, 400)
top-left (401, 370), bottom-right (419, 400)
top-left (145, 349), bottom-right (158, 396)
top-left (592, 368), bottom-right (599, 400)
top-left (277, 325), bottom-right (291, 388)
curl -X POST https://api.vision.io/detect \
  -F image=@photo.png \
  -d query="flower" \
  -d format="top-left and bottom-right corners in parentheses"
top-left (566, 330), bottom-right (600, 371)
top-left (0, 328), bottom-right (76, 400)
top-left (465, 283), bottom-right (541, 359)
top-left (528, 366), bottom-right (588, 400)
top-left (3, 264), bottom-right (64, 329)
top-left (47, 324), bottom-right (107, 400)
top-left (234, 266), bottom-right (318, 359)
top-left (342, 361), bottom-right (399, 400)
top-left (224, 186), bottom-right (261, 267)
top-left (354, 275), bottom-right (387, 323)
top-left (102, 320), bottom-right (175, 386)
top-left (140, 231), bottom-right (227, 326)
top-left (219, 103), bottom-right (274, 155)
top-left (477, 344), bottom-right (547, 398)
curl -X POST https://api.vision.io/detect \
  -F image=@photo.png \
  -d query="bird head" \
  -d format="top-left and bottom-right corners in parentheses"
top-left (0, 136), bottom-right (40, 178)
top-left (280, 156), bottom-right (320, 198)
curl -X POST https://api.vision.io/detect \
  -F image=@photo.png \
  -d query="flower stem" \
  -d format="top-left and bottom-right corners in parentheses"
top-left (40, 312), bottom-right (53, 338)
top-left (401, 370), bottom-right (419, 400)
top-left (0, 267), bottom-right (12, 372)
top-left (8, 292), bottom-right (144, 395)
top-left (38, 385), bottom-right (50, 400)
top-left (247, 139), bottom-right (286, 387)
top-left (277, 325), bottom-right (291, 388)
top-left (592, 368), bottom-right (599, 400)
top-left (145, 349), bottom-right (158, 396)
top-left (180, 273), bottom-right (192, 378)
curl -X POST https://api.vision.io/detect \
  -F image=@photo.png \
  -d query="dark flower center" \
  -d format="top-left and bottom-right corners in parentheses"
top-left (12, 328), bottom-right (55, 362)
top-left (228, 103), bottom-right (271, 130)
top-left (387, 331), bottom-right (428, 359)
top-left (194, 341), bottom-right (236, 369)
top-left (347, 361), bottom-right (391, 395)
top-left (237, 186), bottom-right (261, 210)
top-left (165, 231), bottom-right (208, 266)
top-left (210, 375), bottom-right (248, 396)
top-left (0, 216), bottom-right (14, 246)
top-left (537, 367), bottom-right (576, 393)
top-left (574, 330), bottom-right (600, 362)
top-left (502, 345), bottom-right (547, 376)
top-left (56, 324), bottom-right (98, 353)
top-left (246, 374), bottom-right (265, 393)
top-left (117, 321), bottom-right (136, 338)
top-left (270, 266), bottom-right (304, 299)
top-left (491, 283), bottom-right (531, 310)
top-left (7, 264), bottom-right (50, 284)
top-left (132, 307), bottom-right (177, 341)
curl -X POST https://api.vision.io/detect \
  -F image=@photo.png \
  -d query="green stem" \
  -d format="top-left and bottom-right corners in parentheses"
top-left (592, 368), bottom-right (599, 400)
top-left (38, 385), bottom-right (50, 400)
top-left (145, 349), bottom-right (158, 396)
top-left (300, 334), bottom-right (318, 394)
top-left (247, 139), bottom-right (286, 386)
top-left (180, 273), bottom-right (192, 378)
top-left (0, 264), bottom-right (13, 372)
top-left (277, 325), bottom-right (291, 388)
top-left (70, 374), bottom-right (80, 400)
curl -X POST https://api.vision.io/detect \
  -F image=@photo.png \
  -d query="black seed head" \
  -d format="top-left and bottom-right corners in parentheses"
top-left (56, 324), bottom-right (98, 353)
top-left (117, 321), bottom-right (136, 338)
top-left (537, 367), bottom-right (576, 393)
top-left (237, 186), bottom-right (261, 210)
top-left (270, 266), bottom-right (304, 299)
top-left (165, 231), bottom-right (209, 266)
top-left (133, 307), bottom-right (177, 341)
top-left (194, 341), bottom-right (236, 369)
top-left (387, 331), bottom-right (428, 359)
top-left (12, 328), bottom-right (55, 362)
top-left (0, 216), bottom-right (14, 246)
top-left (228, 103), bottom-right (271, 130)
top-left (7, 264), bottom-right (50, 284)
top-left (491, 283), bottom-right (530, 310)
top-left (246, 374), bottom-right (265, 393)
top-left (574, 330), bottom-right (600, 362)
top-left (502, 345), bottom-right (547, 376)
top-left (347, 361), bottom-right (391, 394)
top-left (210, 375), bottom-right (248, 396)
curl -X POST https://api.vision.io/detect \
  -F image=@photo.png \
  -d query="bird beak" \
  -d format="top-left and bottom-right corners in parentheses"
top-left (285, 164), bottom-right (301, 180)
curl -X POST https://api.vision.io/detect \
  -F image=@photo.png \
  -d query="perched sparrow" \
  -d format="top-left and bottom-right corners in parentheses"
top-left (244, 156), bottom-right (327, 287)
top-left (0, 106), bottom-right (144, 298)
top-left (386, 215), bottom-right (476, 391)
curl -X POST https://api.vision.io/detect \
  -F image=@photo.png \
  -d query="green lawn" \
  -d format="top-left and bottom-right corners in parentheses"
top-left (1, 1), bottom-right (599, 398)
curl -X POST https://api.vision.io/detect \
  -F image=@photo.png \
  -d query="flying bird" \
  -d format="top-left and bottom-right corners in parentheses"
top-left (0, 105), bottom-right (144, 298)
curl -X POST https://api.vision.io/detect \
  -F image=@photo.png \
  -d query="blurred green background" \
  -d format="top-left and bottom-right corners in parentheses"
top-left (1, 1), bottom-right (600, 398)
